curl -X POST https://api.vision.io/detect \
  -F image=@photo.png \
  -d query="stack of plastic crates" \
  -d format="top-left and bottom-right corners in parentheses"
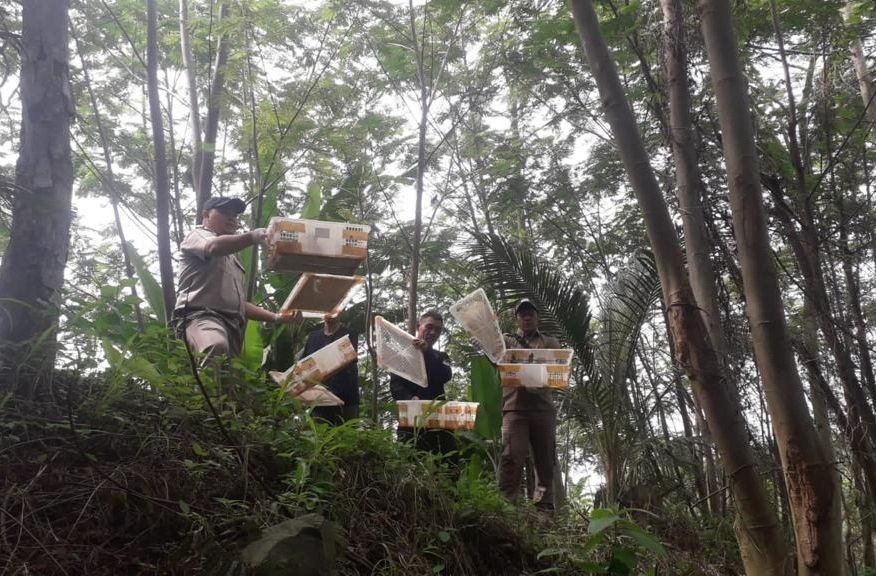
top-left (266, 217), bottom-right (371, 407)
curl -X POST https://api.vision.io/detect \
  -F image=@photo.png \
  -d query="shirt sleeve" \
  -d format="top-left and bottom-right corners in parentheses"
top-left (180, 229), bottom-right (212, 260)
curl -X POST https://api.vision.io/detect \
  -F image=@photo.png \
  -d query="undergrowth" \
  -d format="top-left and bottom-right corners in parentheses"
top-left (1, 368), bottom-right (553, 575)
top-left (1, 332), bottom-right (706, 575)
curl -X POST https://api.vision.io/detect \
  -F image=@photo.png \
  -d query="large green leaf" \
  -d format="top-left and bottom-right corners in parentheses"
top-left (241, 320), bottom-right (265, 371)
top-left (300, 180), bottom-right (322, 219)
top-left (126, 241), bottom-right (166, 324)
top-left (469, 356), bottom-right (502, 440)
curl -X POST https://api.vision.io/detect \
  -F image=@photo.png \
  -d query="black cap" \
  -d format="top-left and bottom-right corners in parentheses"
top-left (514, 299), bottom-right (538, 314)
top-left (203, 196), bottom-right (246, 214)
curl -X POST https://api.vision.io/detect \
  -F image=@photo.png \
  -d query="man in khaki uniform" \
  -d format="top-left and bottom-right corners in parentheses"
top-left (500, 299), bottom-right (562, 511)
top-left (174, 196), bottom-right (299, 364)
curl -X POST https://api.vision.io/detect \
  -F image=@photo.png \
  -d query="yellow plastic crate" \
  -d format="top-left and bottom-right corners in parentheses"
top-left (397, 400), bottom-right (479, 430)
top-left (497, 348), bottom-right (574, 388)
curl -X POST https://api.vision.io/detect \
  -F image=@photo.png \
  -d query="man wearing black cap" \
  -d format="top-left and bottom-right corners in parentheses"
top-left (500, 299), bottom-right (562, 511)
top-left (174, 196), bottom-right (299, 363)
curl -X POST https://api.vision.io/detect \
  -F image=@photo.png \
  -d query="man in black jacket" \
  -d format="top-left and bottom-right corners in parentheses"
top-left (302, 313), bottom-right (359, 424)
top-left (390, 310), bottom-right (455, 454)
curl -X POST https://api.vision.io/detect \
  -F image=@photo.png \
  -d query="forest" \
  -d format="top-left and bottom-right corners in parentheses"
top-left (1, 0), bottom-right (875, 574)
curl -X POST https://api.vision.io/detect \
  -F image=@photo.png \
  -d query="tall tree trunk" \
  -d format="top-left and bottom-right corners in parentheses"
top-left (245, 37), bottom-right (264, 303)
top-left (180, 0), bottom-right (203, 199)
top-left (146, 0), bottom-right (177, 321)
top-left (698, 0), bottom-right (844, 572)
top-left (843, 3), bottom-right (876, 140)
top-left (163, 67), bottom-right (185, 248)
top-left (0, 0), bottom-right (74, 394)
top-left (197, 1), bottom-right (230, 213)
top-left (406, 0), bottom-right (428, 334)
top-left (569, 1), bottom-right (788, 573)
top-left (836, 191), bottom-right (876, 401)
top-left (660, 0), bottom-right (730, 519)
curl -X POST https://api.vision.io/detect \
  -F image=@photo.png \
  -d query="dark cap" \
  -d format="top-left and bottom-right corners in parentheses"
top-left (203, 196), bottom-right (246, 214)
top-left (514, 299), bottom-right (538, 314)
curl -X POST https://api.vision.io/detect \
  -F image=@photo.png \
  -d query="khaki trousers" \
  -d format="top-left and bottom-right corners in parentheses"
top-left (183, 312), bottom-right (243, 364)
top-left (499, 409), bottom-right (556, 508)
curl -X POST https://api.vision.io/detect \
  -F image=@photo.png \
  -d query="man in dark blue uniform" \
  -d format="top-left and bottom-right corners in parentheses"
top-left (302, 313), bottom-right (359, 424)
top-left (390, 310), bottom-right (455, 455)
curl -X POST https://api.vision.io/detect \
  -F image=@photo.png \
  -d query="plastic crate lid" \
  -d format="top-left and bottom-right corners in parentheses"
top-left (449, 288), bottom-right (506, 364)
top-left (375, 316), bottom-right (428, 388)
top-left (280, 273), bottom-right (364, 318)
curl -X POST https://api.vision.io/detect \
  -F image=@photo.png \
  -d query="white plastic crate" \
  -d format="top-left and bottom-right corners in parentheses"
top-left (397, 400), bottom-right (479, 430)
top-left (280, 273), bottom-right (364, 318)
top-left (375, 316), bottom-right (427, 388)
top-left (269, 334), bottom-right (357, 396)
top-left (497, 348), bottom-right (574, 389)
top-left (449, 288), bottom-right (506, 364)
top-left (267, 218), bottom-right (370, 275)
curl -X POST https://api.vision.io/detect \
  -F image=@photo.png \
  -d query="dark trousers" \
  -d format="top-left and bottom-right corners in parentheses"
top-left (499, 409), bottom-right (556, 509)
top-left (311, 404), bottom-right (360, 425)
top-left (397, 427), bottom-right (458, 457)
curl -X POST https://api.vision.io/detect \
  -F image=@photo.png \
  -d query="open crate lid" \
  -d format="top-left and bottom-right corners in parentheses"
top-left (375, 315), bottom-right (427, 387)
top-left (296, 385), bottom-right (344, 406)
top-left (449, 288), bottom-right (506, 363)
top-left (280, 273), bottom-right (364, 318)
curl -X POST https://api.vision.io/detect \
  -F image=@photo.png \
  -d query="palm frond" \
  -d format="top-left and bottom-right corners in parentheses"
top-left (469, 232), bottom-right (593, 372)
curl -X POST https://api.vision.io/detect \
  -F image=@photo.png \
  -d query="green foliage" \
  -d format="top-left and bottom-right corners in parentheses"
top-left (537, 508), bottom-right (666, 575)
top-left (126, 241), bottom-right (167, 324)
top-left (469, 356), bottom-right (502, 440)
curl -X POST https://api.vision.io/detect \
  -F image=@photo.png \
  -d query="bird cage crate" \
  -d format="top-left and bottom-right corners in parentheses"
top-left (449, 288), bottom-right (506, 364)
top-left (269, 334), bottom-right (357, 396)
top-left (440, 401), bottom-right (479, 431)
top-left (374, 315), bottom-right (427, 388)
top-left (279, 273), bottom-right (364, 318)
top-left (497, 348), bottom-right (575, 389)
top-left (397, 400), bottom-right (480, 430)
top-left (267, 217), bottom-right (370, 275)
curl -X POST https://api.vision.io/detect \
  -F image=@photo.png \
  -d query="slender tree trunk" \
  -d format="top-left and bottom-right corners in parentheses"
top-left (698, 1), bottom-right (844, 571)
top-left (660, 0), bottom-right (732, 519)
top-left (197, 1), bottom-right (230, 213)
top-left (0, 0), bottom-right (74, 394)
top-left (843, 3), bottom-right (876, 139)
top-left (73, 28), bottom-right (145, 333)
top-left (163, 67), bottom-right (185, 248)
top-left (570, 1), bottom-right (788, 573)
top-left (180, 0), bottom-right (203, 199)
top-left (406, 0), bottom-right (428, 334)
top-left (245, 39), bottom-right (264, 303)
top-left (836, 193), bottom-right (876, 401)
top-left (146, 0), bottom-right (177, 321)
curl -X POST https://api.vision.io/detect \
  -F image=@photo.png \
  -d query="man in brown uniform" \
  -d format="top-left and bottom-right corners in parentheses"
top-left (174, 196), bottom-right (299, 364)
top-left (500, 299), bottom-right (562, 511)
